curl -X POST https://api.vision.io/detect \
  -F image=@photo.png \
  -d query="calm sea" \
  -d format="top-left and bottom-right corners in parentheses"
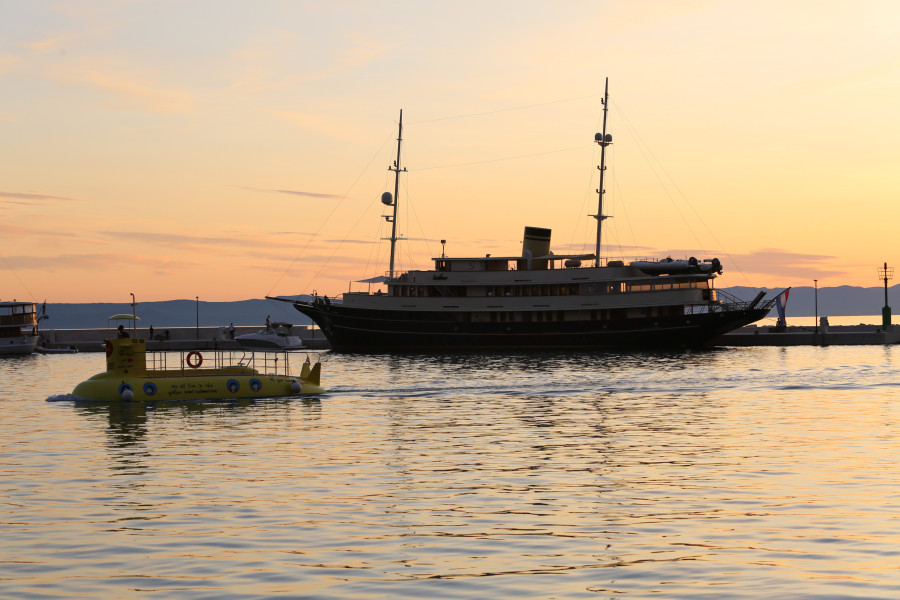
top-left (2, 346), bottom-right (899, 599)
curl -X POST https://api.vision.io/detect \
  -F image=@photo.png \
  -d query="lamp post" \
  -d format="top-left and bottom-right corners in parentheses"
top-left (878, 262), bottom-right (893, 329)
top-left (813, 280), bottom-right (818, 335)
top-left (130, 292), bottom-right (136, 336)
top-left (195, 296), bottom-right (199, 341)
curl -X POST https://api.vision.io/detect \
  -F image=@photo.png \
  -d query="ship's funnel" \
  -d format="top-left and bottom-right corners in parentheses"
top-left (522, 226), bottom-right (551, 270)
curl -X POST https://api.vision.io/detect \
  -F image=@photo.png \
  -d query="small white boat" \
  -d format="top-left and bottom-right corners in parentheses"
top-left (235, 322), bottom-right (306, 351)
top-left (37, 346), bottom-right (79, 354)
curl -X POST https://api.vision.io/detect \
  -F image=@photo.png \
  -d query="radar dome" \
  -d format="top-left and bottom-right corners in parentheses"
top-left (381, 192), bottom-right (393, 205)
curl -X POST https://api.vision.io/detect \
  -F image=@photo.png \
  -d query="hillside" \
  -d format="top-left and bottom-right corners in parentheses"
top-left (39, 297), bottom-right (313, 330)
top-left (726, 285), bottom-right (897, 318)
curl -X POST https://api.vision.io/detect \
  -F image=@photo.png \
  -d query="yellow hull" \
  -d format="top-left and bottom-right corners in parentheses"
top-left (72, 337), bottom-right (324, 401)
top-left (73, 371), bottom-right (324, 402)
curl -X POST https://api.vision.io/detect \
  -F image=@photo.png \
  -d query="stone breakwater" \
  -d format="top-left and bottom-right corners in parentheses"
top-left (717, 323), bottom-right (900, 346)
top-left (36, 324), bottom-right (330, 352)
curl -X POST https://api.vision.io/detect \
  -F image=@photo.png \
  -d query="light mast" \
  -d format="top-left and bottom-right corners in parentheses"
top-left (381, 110), bottom-right (407, 280)
top-left (592, 78), bottom-right (612, 267)
top-left (879, 262), bottom-right (893, 329)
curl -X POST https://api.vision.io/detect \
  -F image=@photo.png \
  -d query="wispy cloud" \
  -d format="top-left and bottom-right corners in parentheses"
top-left (3, 252), bottom-right (195, 271)
top-left (98, 231), bottom-right (247, 247)
top-left (0, 221), bottom-right (81, 238)
top-left (55, 61), bottom-right (194, 114)
top-left (0, 190), bottom-right (81, 204)
top-left (242, 187), bottom-right (345, 200)
top-left (261, 109), bottom-right (361, 140)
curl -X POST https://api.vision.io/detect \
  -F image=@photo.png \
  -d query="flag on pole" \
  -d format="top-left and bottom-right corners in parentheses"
top-left (775, 288), bottom-right (790, 326)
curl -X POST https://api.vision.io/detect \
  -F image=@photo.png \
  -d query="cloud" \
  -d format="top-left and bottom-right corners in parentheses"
top-left (56, 62), bottom-right (194, 114)
top-left (648, 248), bottom-right (845, 283)
top-left (94, 229), bottom-right (314, 253)
top-left (0, 190), bottom-right (81, 204)
top-left (337, 33), bottom-right (395, 73)
top-left (3, 252), bottom-right (196, 271)
top-left (98, 230), bottom-right (249, 248)
top-left (243, 187), bottom-right (345, 200)
top-left (261, 109), bottom-right (362, 141)
top-left (0, 221), bottom-right (81, 238)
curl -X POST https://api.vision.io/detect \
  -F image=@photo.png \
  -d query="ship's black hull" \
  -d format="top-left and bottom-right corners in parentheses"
top-left (292, 302), bottom-right (769, 352)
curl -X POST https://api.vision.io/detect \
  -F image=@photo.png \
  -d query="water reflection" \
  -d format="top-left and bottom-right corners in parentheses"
top-left (4, 347), bottom-right (900, 598)
top-left (73, 397), bottom-right (323, 448)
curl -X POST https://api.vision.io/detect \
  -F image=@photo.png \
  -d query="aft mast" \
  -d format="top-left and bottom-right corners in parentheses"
top-left (593, 78), bottom-right (612, 267)
top-left (383, 110), bottom-right (407, 280)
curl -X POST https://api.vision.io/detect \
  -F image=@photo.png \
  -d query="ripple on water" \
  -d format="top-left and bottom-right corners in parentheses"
top-left (1, 346), bottom-right (900, 598)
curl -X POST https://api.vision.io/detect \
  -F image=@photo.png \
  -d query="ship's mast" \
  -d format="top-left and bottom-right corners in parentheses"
top-left (593, 78), bottom-right (612, 267)
top-left (386, 109), bottom-right (406, 279)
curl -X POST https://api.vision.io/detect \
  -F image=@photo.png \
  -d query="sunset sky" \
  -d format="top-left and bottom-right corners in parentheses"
top-left (2, 1), bottom-right (899, 304)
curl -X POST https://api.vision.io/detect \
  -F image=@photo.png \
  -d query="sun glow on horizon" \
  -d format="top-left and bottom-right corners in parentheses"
top-left (2, 1), bottom-right (898, 302)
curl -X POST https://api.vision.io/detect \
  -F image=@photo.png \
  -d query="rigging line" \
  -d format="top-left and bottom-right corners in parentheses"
top-left (359, 201), bottom-right (385, 284)
top-left (401, 176), bottom-right (434, 270)
top-left (0, 254), bottom-right (37, 303)
top-left (416, 145), bottom-right (586, 171)
top-left (303, 194), bottom-right (383, 296)
top-left (359, 170), bottom-right (394, 280)
top-left (608, 150), bottom-right (639, 260)
top-left (267, 129), bottom-right (395, 298)
top-left (408, 93), bottom-right (603, 124)
top-left (569, 142), bottom-right (601, 255)
top-left (612, 105), bottom-right (705, 250)
top-left (613, 104), bottom-right (752, 284)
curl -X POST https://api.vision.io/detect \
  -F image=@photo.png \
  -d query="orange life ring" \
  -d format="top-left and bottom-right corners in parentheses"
top-left (186, 351), bottom-right (203, 369)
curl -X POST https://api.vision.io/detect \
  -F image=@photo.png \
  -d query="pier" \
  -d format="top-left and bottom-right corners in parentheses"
top-left (716, 323), bottom-right (900, 346)
top-left (37, 324), bottom-right (331, 352)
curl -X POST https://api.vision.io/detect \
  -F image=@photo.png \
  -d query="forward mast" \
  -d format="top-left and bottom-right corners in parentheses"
top-left (382, 109), bottom-right (407, 280)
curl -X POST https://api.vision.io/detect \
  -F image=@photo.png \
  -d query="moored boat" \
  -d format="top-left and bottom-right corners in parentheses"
top-left (73, 321), bottom-right (323, 401)
top-left (235, 321), bottom-right (306, 351)
top-left (271, 80), bottom-right (777, 351)
top-left (0, 301), bottom-right (40, 356)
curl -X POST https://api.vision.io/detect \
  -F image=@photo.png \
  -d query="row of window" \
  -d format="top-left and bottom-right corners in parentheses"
top-left (368, 305), bottom-right (687, 323)
top-left (392, 279), bottom-right (706, 298)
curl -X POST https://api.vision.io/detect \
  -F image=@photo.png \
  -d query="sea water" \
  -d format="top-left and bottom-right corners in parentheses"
top-left (1, 346), bottom-right (899, 599)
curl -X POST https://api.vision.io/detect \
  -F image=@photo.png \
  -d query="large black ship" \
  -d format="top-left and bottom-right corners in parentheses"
top-left (271, 80), bottom-right (776, 351)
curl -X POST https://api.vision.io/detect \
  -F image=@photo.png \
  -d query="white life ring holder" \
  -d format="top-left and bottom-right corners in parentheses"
top-left (186, 351), bottom-right (203, 369)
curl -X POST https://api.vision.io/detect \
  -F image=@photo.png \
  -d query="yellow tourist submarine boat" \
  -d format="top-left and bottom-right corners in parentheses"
top-left (73, 315), bottom-right (324, 402)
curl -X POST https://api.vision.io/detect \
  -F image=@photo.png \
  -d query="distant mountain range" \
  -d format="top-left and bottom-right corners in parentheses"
top-left (39, 297), bottom-right (313, 330)
top-left (727, 285), bottom-right (897, 319)
top-left (34, 286), bottom-right (899, 330)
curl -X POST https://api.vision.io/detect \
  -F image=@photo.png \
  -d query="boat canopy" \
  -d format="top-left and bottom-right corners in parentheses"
top-left (108, 314), bottom-right (140, 321)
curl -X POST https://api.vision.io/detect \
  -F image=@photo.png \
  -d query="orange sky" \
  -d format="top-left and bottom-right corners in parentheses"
top-left (2, 1), bottom-right (899, 303)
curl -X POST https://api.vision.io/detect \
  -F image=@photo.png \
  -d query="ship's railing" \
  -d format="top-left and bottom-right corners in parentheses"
top-left (310, 294), bottom-right (343, 305)
top-left (145, 348), bottom-right (316, 378)
top-left (685, 289), bottom-right (777, 315)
